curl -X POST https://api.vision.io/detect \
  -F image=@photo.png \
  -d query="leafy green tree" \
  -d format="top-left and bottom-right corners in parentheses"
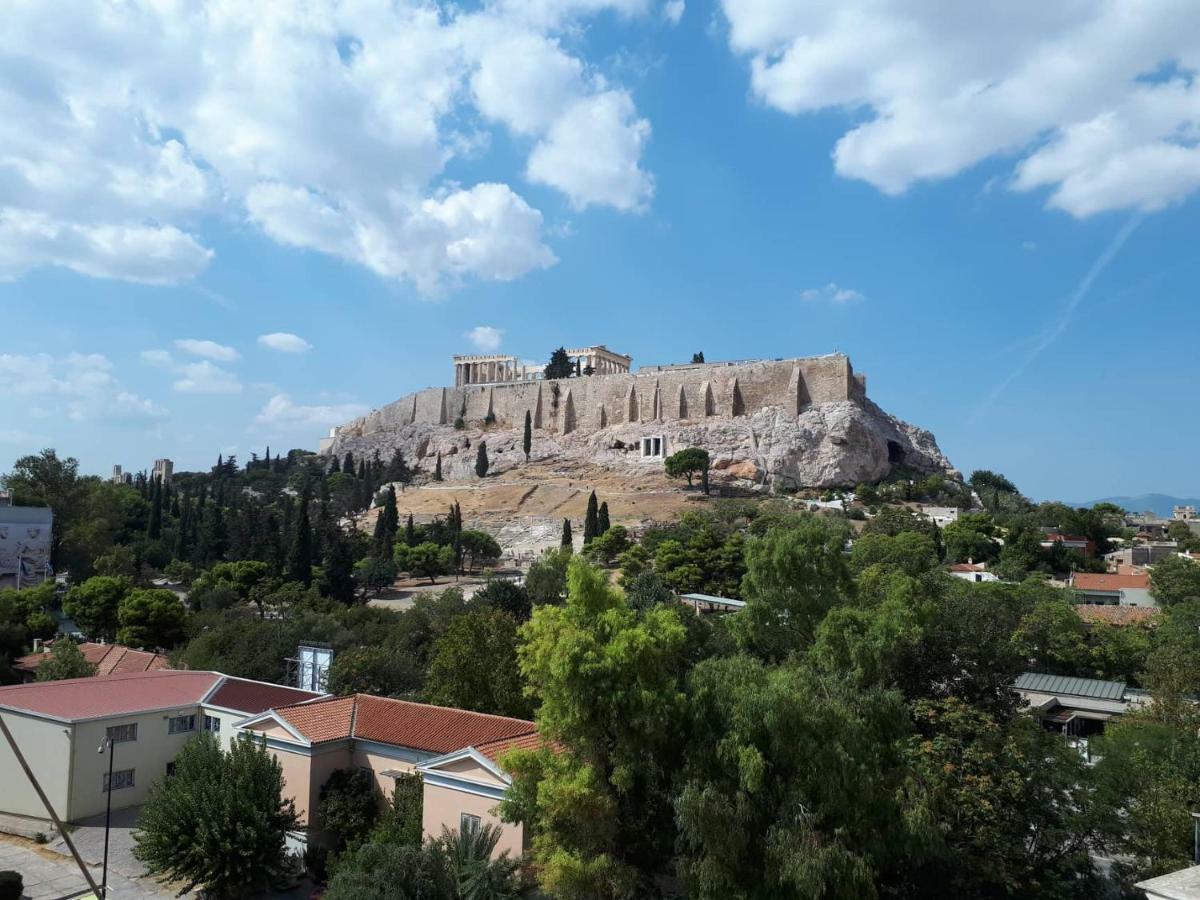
top-left (1011, 597), bottom-right (1092, 676)
top-left (134, 733), bottom-right (299, 899)
top-left (355, 555), bottom-right (398, 597)
top-left (318, 769), bottom-right (380, 853)
top-left (624, 571), bottom-right (674, 613)
top-left (475, 441), bottom-right (489, 478)
top-left (544, 347), bottom-right (574, 380)
top-left (3, 449), bottom-right (88, 567)
top-left (35, 640), bottom-right (97, 681)
top-left (323, 841), bottom-right (454, 900)
top-left (941, 513), bottom-right (1000, 563)
top-left (850, 531), bottom-right (939, 577)
top-left (561, 518), bottom-right (573, 549)
top-left (117, 588), bottom-right (187, 649)
top-left (664, 448), bottom-right (709, 488)
top-left (459, 530), bottom-right (501, 573)
top-left (525, 548), bottom-right (570, 606)
top-left (690, 352), bottom-right (705, 364)
top-left (1149, 554), bottom-right (1200, 606)
top-left (63, 575), bottom-right (131, 641)
top-left (734, 520), bottom-right (854, 661)
top-left (371, 773), bottom-right (424, 847)
top-left (583, 491), bottom-right (599, 544)
top-left (523, 410), bottom-right (532, 461)
top-left (327, 645), bottom-right (421, 698)
top-left (675, 656), bottom-right (914, 899)
top-left (501, 558), bottom-right (689, 898)
top-left (583, 525), bottom-right (629, 566)
top-left (402, 542), bottom-right (454, 584)
top-left (426, 609), bottom-right (530, 718)
top-left (474, 578), bottom-right (532, 622)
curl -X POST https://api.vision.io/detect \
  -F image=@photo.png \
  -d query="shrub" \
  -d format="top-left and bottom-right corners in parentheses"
top-left (317, 769), bottom-right (380, 853)
top-left (0, 871), bottom-right (21, 900)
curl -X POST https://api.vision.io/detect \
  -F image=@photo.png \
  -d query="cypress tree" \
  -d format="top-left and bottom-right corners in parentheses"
top-left (330, 454), bottom-right (341, 474)
top-left (561, 518), bottom-right (573, 550)
top-left (175, 496), bottom-right (191, 561)
top-left (288, 487), bottom-right (314, 586)
top-left (322, 531), bottom-right (356, 605)
top-left (598, 501), bottom-right (610, 536)
top-left (434, 453), bottom-right (443, 482)
top-left (404, 513), bottom-right (416, 547)
top-left (475, 441), bottom-right (489, 478)
top-left (148, 475), bottom-right (163, 540)
top-left (375, 486), bottom-right (399, 551)
top-left (343, 451), bottom-right (355, 475)
top-left (523, 410), bottom-right (532, 461)
top-left (583, 491), bottom-right (599, 544)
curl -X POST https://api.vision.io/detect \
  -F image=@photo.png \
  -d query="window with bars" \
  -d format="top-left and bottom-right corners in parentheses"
top-left (103, 769), bottom-right (135, 792)
top-left (106, 723), bottom-right (138, 743)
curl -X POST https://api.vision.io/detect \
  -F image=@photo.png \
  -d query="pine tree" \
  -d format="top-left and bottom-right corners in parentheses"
top-left (561, 518), bottom-right (573, 550)
top-left (583, 490), bottom-right (599, 544)
top-left (475, 441), bottom-right (490, 478)
top-left (523, 410), bottom-right (532, 461)
top-left (148, 475), bottom-right (163, 540)
top-left (434, 453), bottom-right (443, 482)
top-left (288, 486), bottom-right (314, 586)
top-left (598, 501), bottom-right (610, 536)
top-left (404, 513), bottom-right (416, 547)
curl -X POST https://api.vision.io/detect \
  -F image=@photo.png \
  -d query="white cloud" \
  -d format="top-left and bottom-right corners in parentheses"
top-left (466, 325), bottom-right (505, 351)
top-left (0, 352), bottom-right (167, 422)
top-left (173, 361), bottom-right (242, 395)
top-left (1, 1), bottom-right (655, 291)
top-left (664, 0), bottom-right (685, 25)
top-left (257, 333), bottom-right (313, 353)
top-left (800, 282), bottom-right (865, 304)
top-left (255, 393), bottom-right (369, 431)
top-left (719, 1), bottom-right (1200, 217)
top-left (173, 339), bottom-right (240, 362)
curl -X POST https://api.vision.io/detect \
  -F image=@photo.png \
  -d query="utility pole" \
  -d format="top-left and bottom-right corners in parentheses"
top-left (99, 737), bottom-right (116, 897)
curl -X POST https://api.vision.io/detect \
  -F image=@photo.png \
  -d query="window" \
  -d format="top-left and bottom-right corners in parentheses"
top-left (168, 715), bottom-right (196, 735)
top-left (203, 715), bottom-right (220, 734)
top-left (106, 723), bottom-right (137, 743)
top-left (641, 436), bottom-right (666, 459)
top-left (165, 762), bottom-right (176, 778)
top-left (103, 769), bottom-right (135, 792)
top-left (460, 813), bottom-right (481, 834)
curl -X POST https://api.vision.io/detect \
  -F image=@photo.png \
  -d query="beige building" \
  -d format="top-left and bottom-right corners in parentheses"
top-left (237, 693), bottom-right (542, 857)
top-left (0, 671), bottom-right (319, 822)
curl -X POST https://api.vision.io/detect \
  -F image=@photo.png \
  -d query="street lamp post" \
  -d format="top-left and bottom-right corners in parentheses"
top-left (97, 737), bottom-right (114, 898)
top-left (1191, 811), bottom-right (1200, 866)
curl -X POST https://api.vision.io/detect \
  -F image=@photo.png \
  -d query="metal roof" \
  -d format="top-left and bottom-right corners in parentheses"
top-left (1014, 672), bottom-right (1126, 701)
top-left (680, 593), bottom-right (747, 609)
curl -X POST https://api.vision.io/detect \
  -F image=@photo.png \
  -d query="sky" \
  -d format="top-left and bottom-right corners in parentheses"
top-left (1, 0), bottom-right (1198, 502)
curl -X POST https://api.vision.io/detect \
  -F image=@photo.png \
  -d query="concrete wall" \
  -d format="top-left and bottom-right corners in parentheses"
top-left (331, 354), bottom-right (861, 446)
top-left (0, 710), bottom-right (71, 820)
top-left (70, 709), bottom-right (207, 819)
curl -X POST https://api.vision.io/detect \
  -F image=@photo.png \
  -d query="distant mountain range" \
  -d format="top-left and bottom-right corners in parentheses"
top-left (1073, 494), bottom-right (1200, 518)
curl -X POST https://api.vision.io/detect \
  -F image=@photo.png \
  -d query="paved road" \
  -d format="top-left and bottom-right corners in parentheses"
top-left (0, 833), bottom-right (167, 899)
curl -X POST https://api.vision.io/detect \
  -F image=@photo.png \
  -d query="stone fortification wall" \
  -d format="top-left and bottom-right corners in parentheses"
top-left (333, 354), bottom-right (859, 442)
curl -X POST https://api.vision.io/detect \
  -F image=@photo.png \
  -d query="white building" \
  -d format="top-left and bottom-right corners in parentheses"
top-left (152, 458), bottom-right (173, 485)
top-left (920, 506), bottom-right (960, 527)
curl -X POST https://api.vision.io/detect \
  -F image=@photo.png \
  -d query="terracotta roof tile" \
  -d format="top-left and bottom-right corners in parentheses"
top-left (1075, 604), bottom-right (1160, 626)
top-left (476, 729), bottom-right (547, 762)
top-left (13, 642), bottom-right (170, 677)
top-left (0, 670), bottom-right (219, 721)
top-left (1072, 572), bottom-right (1150, 591)
top-left (273, 695), bottom-right (356, 742)
top-left (206, 678), bottom-right (322, 715)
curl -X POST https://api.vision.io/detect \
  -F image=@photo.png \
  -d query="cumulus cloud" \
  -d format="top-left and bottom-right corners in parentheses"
top-left (800, 282), bottom-right (865, 304)
top-left (173, 339), bottom-right (240, 362)
top-left (1, 0), bottom-right (656, 291)
top-left (466, 325), bottom-right (504, 351)
top-left (663, 0), bottom-right (685, 24)
top-left (719, 1), bottom-right (1200, 217)
top-left (255, 394), bottom-right (369, 430)
top-left (257, 333), bottom-right (313, 353)
top-left (173, 361), bottom-right (242, 395)
top-left (0, 352), bottom-right (166, 422)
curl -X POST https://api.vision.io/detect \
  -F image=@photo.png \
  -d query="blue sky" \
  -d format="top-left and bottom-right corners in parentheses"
top-left (1, 1), bottom-right (1198, 501)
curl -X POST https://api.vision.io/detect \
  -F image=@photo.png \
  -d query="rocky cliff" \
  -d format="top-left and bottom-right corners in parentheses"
top-left (326, 394), bottom-right (955, 491)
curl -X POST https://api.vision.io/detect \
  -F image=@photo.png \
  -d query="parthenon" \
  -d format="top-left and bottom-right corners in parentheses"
top-left (453, 345), bottom-right (632, 386)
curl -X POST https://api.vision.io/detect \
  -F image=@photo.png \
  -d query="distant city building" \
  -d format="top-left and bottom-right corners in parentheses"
top-left (1040, 533), bottom-right (1096, 556)
top-left (1069, 571), bottom-right (1154, 607)
top-left (920, 505), bottom-right (960, 527)
top-left (948, 562), bottom-right (999, 583)
top-left (111, 464), bottom-right (124, 485)
top-left (1173, 504), bottom-right (1197, 521)
top-left (0, 504), bottom-right (53, 589)
top-left (152, 458), bottom-right (174, 485)
top-left (0, 490), bottom-right (10, 507)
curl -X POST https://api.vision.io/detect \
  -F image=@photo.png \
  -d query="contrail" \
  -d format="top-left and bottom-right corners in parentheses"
top-left (974, 213), bottom-right (1143, 418)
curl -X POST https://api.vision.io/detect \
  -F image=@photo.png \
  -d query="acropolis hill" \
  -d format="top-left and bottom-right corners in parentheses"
top-left (321, 348), bottom-right (955, 492)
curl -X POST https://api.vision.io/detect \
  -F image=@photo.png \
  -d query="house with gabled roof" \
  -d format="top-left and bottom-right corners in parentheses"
top-left (0, 670), bottom-right (321, 823)
top-left (236, 693), bottom-right (542, 858)
top-left (13, 640), bottom-right (171, 682)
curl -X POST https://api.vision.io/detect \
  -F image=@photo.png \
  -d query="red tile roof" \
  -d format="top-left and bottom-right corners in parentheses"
top-left (205, 678), bottom-right (322, 715)
top-left (13, 642), bottom-right (170, 677)
top-left (476, 730), bottom-right (550, 762)
top-left (1075, 604), bottom-right (1160, 626)
top-left (948, 562), bottom-right (986, 572)
top-left (0, 670), bottom-right (220, 721)
top-left (267, 694), bottom-right (537, 755)
top-left (1072, 572), bottom-right (1150, 592)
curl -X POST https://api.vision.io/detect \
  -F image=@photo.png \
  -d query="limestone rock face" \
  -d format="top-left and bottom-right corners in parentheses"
top-left (328, 396), bottom-right (954, 491)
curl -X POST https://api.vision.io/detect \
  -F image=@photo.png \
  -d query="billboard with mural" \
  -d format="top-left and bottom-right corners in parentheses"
top-left (0, 507), bottom-right (54, 587)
